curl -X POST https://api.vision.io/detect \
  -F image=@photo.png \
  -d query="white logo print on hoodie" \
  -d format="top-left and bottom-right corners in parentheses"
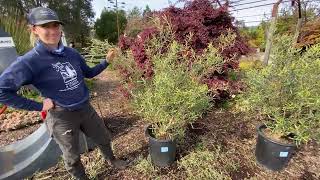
top-left (52, 62), bottom-right (81, 91)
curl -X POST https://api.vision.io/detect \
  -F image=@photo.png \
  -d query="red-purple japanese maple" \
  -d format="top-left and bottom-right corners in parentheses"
top-left (117, 0), bottom-right (251, 101)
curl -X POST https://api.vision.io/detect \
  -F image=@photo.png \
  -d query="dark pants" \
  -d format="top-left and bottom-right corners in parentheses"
top-left (45, 102), bottom-right (114, 179)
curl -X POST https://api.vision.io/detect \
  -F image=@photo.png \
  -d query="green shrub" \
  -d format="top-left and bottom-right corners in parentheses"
top-left (178, 143), bottom-right (237, 180)
top-left (18, 87), bottom-right (41, 103)
top-left (82, 39), bottom-right (114, 63)
top-left (132, 41), bottom-right (211, 140)
top-left (237, 35), bottom-right (320, 145)
top-left (239, 59), bottom-right (263, 71)
top-left (115, 18), bottom-right (239, 140)
top-left (84, 79), bottom-right (95, 90)
top-left (134, 155), bottom-right (156, 177)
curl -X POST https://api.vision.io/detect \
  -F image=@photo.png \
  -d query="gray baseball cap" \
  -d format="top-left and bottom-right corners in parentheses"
top-left (27, 7), bottom-right (64, 25)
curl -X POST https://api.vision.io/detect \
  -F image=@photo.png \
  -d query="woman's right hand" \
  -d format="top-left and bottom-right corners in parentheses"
top-left (106, 48), bottom-right (118, 63)
top-left (42, 98), bottom-right (54, 111)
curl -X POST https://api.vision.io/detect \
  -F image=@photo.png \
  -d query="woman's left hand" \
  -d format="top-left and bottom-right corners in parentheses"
top-left (42, 98), bottom-right (54, 111)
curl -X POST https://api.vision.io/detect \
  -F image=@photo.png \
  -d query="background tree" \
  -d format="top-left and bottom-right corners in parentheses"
top-left (94, 8), bottom-right (127, 44)
top-left (124, 6), bottom-right (153, 38)
top-left (143, 5), bottom-right (152, 17)
top-left (127, 6), bottom-right (141, 19)
top-left (0, 0), bottom-right (95, 48)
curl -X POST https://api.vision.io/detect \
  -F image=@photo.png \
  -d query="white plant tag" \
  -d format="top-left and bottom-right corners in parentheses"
top-left (279, 151), bottom-right (288, 157)
top-left (161, 147), bottom-right (169, 153)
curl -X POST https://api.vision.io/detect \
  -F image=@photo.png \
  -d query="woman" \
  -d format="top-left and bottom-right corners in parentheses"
top-left (0, 7), bottom-right (126, 180)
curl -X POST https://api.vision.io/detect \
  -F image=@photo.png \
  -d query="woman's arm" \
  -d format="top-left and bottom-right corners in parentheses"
top-left (79, 54), bottom-right (109, 79)
top-left (79, 49), bottom-right (116, 78)
top-left (0, 59), bottom-right (43, 111)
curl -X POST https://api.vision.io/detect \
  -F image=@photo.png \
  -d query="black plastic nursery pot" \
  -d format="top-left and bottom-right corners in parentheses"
top-left (255, 124), bottom-right (297, 171)
top-left (145, 125), bottom-right (177, 167)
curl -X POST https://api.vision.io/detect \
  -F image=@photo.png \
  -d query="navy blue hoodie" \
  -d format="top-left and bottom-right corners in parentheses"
top-left (0, 41), bottom-right (108, 111)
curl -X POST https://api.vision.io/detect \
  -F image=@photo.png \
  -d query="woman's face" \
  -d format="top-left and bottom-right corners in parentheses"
top-left (32, 22), bottom-right (62, 47)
